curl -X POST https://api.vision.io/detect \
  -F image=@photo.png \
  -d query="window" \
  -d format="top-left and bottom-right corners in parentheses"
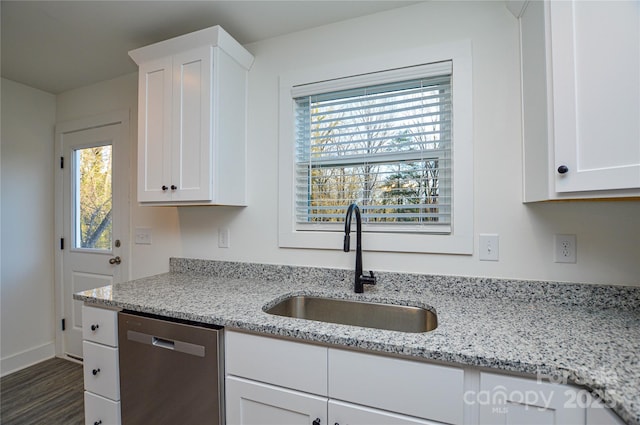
top-left (73, 144), bottom-right (113, 250)
top-left (294, 62), bottom-right (452, 234)
top-left (279, 42), bottom-right (473, 254)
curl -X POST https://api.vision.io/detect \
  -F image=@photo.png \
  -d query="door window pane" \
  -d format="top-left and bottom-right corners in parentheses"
top-left (74, 145), bottom-right (112, 250)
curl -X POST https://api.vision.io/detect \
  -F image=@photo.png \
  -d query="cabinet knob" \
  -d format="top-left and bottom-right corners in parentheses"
top-left (557, 165), bottom-right (569, 174)
top-left (92, 368), bottom-right (101, 376)
top-left (90, 324), bottom-right (99, 331)
top-left (94, 421), bottom-right (102, 425)
top-left (171, 185), bottom-right (177, 190)
top-left (162, 185), bottom-right (168, 191)
top-left (312, 419), bottom-right (321, 425)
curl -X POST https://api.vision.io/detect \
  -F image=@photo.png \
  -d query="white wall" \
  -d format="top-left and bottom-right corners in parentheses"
top-left (1, 78), bottom-right (57, 375)
top-left (55, 73), bottom-right (182, 281)
top-left (54, 2), bottom-right (640, 287)
top-left (174, 1), bottom-right (640, 286)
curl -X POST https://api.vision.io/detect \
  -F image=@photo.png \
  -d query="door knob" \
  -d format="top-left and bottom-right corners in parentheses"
top-left (109, 256), bottom-right (121, 265)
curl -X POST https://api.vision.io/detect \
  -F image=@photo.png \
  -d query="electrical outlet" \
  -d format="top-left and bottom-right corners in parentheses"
top-left (479, 234), bottom-right (499, 261)
top-left (554, 234), bottom-right (576, 263)
top-left (134, 227), bottom-right (152, 245)
top-left (218, 228), bottom-right (230, 248)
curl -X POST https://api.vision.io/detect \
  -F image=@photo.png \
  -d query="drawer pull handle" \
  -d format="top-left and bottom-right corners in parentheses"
top-left (92, 368), bottom-right (101, 376)
top-left (312, 419), bottom-right (321, 425)
top-left (90, 324), bottom-right (99, 331)
top-left (94, 421), bottom-right (102, 425)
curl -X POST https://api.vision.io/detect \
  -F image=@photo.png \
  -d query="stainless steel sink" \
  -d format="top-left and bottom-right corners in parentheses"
top-left (265, 295), bottom-right (437, 333)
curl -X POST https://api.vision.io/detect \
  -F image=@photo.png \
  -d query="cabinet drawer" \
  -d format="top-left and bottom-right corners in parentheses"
top-left (84, 391), bottom-right (121, 425)
top-left (225, 331), bottom-right (327, 395)
top-left (82, 305), bottom-right (118, 347)
top-left (83, 341), bottom-right (120, 401)
top-left (328, 349), bottom-right (464, 424)
top-left (479, 372), bottom-right (585, 425)
top-left (329, 399), bottom-right (441, 425)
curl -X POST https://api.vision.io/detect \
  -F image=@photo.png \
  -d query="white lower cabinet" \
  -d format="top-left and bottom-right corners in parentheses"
top-left (586, 401), bottom-right (627, 425)
top-left (328, 348), bottom-right (463, 424)
top-left (225, 375), bottom-right (438, 425)
top-left (82, 305), bottom-right (121, 425)
top-left (225, 331), bottom-right (457, 425)
top-left (225, 331), bottom-right (626, 425)
top-left (478, 372), bottom-right (585, 425)
top-left (226, 376), bottom-right (327, 425)
top-left (82, 341), bottom-right (120, 401)
top-left (84, 392), bottom-right (121, 425)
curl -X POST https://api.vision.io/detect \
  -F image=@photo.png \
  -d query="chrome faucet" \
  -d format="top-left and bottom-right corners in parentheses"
top-left (343, 203), bottom-right (376, 293)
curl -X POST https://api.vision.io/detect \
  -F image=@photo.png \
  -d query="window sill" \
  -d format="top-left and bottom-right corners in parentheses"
top-left (278, 229), bottom-right (473, 255)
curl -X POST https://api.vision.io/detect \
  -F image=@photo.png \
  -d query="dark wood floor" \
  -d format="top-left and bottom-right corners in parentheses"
top-left (1, 357), bottom-right (84, 425)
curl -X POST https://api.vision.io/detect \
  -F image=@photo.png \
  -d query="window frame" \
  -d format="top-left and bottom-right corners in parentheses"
top-left (278, 41), bottom-right (473, 254)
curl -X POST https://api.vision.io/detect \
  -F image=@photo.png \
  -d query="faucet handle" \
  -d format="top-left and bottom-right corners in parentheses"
top-left (360, 271), bottom-right (376, 286)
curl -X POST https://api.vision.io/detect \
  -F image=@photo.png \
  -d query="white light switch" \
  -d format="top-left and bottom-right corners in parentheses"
top-left (134, 227), bottom-right (152, 245)
top-left (218, 228), bottom-right (230, 248)
top-left (479, 234), bottom-right (499, 261)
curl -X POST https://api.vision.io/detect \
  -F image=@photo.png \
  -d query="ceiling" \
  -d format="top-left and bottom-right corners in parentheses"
top-left (1, 1), bottom-right (420, 94)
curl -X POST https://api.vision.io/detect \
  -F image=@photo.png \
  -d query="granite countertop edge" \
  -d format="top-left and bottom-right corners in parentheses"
top-left (74, 259), bottom-right (640, 425)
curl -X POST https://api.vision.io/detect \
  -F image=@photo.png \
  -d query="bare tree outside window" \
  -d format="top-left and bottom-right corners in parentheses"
top-left (295, 73), bottom-right (452, 228)
top-left (75, 145), bottom-right (112, 249)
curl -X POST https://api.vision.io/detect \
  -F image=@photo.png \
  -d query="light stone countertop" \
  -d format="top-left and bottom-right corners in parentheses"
top-left (74, 258), bottom-right (640, 425)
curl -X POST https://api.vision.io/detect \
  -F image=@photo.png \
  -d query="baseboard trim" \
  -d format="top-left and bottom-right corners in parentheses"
top-left (1, 342), bottom-right (56, 377)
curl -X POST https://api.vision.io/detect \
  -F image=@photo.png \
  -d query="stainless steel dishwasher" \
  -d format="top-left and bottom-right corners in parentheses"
top-left (118, 311), bottom-right (224, 425)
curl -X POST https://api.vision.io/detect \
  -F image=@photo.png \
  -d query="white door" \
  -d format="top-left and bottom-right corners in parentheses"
top-left (551, 0), bottom-right (640, 193)
top-left (137, 56), bottom-right (172, 202)
top-left (56, 112), bottom-right (129, 359)
top-left (225, 376), bottom-right (327, 425)
top-left (171, 46), bottom-right (213, 202)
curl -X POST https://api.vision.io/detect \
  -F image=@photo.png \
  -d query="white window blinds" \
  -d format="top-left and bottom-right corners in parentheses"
top-left (293, 61), bottom-right (453, 233)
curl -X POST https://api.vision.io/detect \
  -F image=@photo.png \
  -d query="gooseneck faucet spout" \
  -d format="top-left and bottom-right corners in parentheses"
top-left (344, 203), bottom-right (376, 293)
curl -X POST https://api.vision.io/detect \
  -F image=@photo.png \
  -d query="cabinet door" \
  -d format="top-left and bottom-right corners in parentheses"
top-left (329, 400), bottom-right (440, 425)
top-left (586, 397), bottom-right (626, 425)
top-left (171, 46), bottom-right (214, 202)
top-left (478, 372), bottom-right (584, 425)
top-left (550, 0), bottom-right (640, 193)
top-left (226, 376), bottom-right (327, 425)
top-left (137, 56), bottom-right (173, 202)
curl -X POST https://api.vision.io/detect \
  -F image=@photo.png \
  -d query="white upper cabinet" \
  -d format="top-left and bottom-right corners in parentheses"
top-left (516, 0), bottom-right (640, 201)
top-left (130, 26), bottom-right (254, 205)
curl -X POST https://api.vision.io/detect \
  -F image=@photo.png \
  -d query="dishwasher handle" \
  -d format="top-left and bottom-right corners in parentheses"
top-left (126, 330), bottom-right (205, 357)
top-left (153, 336), bottom-right (175, 350)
